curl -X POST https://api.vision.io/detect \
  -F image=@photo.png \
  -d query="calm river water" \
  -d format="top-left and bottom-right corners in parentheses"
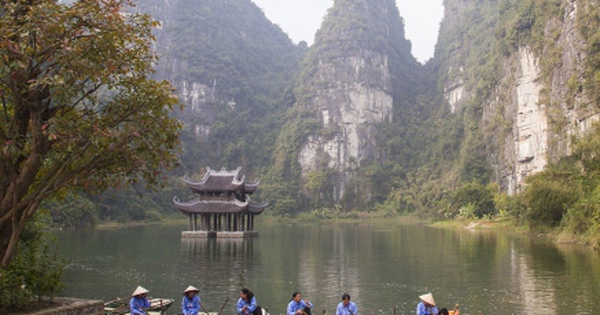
top-left (55, 220), bottom-right (600, 315)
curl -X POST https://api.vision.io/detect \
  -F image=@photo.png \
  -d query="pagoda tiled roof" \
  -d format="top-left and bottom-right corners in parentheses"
top-left (248, 201), bottom-right (268, 214)
top-left (172, 197), bottom-right (268, 214)
top-left (184, 166), bottom-right (259, 193)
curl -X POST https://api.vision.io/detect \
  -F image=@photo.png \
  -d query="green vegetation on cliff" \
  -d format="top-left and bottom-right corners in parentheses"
top-left (140, 0), bottom-right (304, 176)
top-left (264, 0), bottom-right (423, 214)
top-left (424, 0), bottom-right (600, 245)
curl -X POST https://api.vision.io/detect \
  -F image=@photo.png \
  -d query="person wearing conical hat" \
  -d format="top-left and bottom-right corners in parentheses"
top-left (182, 285), bottom-right (202, 315)
top-left (130, 286), bottom-right (151, 315)
top-left (416, 293), bottom-right (438, 315)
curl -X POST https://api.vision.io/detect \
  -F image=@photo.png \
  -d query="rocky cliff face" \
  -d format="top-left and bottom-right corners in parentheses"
top-left (134, 0), bottom-right (301, 173)
top-left (297, 52), bottom-right (395, 201)
top-left (293, 0), bottom-right (417, 203)
top-left (505, 48), bottom-right (549, 194)
top-left (439, 0), bottom-right (599, 193)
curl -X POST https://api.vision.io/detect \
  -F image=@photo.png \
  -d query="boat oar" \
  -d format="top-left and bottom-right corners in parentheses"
top-left (216, 298), bottom-right (230, 315)
top-left (450, 304), bottom-right (459, 315)
top-left (107, 303), bottom-right (129, 315)
top-left (201, 302), bottom-right (212, 315)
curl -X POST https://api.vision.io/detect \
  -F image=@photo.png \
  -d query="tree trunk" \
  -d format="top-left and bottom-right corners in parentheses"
top-left (0, 213), bottom-right (21, 269)
top-left (0, 201), bottom-right (38, 268)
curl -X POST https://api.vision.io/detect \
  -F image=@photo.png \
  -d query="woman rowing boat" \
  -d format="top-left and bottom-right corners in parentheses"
top-left (416, 293), bottom-right (460, 315)
top-left (130, 286), bottom-right (151, 315)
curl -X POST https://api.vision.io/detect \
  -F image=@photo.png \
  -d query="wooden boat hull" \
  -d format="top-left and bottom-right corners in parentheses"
top-left (104, 297), bottom-right (175, 315)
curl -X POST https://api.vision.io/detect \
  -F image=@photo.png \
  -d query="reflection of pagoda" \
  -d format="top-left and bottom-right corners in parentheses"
top-left (173, 167), bottom-right (268, 238)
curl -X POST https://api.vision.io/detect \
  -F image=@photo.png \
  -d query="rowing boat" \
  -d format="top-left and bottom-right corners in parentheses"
top-left (104, 297), bottom-right (175, 315)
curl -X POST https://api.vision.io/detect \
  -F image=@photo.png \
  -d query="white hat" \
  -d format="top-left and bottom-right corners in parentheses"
top-left (183, 285), bottom-right (200, 294)
top-left (419, 293), bottom-right (435, 306)
top-left (132, 286), bottom-right (149, 296)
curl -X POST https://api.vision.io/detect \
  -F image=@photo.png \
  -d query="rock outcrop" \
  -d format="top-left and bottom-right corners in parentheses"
top-left (439, 0), bottom-right (600, 193)
top-left (293, 0), bottom-right (417, 204)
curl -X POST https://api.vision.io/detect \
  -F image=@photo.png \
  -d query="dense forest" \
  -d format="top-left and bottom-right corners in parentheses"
top-left (40, 0), bottom-right (600, 249)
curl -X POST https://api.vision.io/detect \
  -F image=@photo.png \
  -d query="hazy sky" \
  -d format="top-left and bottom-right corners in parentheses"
top-left (251, 0), bottom-right (444, 64)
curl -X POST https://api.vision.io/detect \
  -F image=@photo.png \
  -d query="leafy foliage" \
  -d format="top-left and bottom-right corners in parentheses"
top-left (262, 108), bottom-right (321, 215)
top-left (563, 187), bottom-right (600, 249)
top-left (43, 193), bottom-right (98, 229)
top-left (504, 121), bottom-right (600, 238)
top-left (448, 181), bottom-right (496, 219)
top-left (557, 123), bottom-right (600, 240)
top-left (0, 0), bottom-right (181, 267)
top-left (579, 0), bottom-right (600, 107)
top-left (521, 171), bottom-right (580, 228)
top-left (0, 217), bottom-right (64, 312)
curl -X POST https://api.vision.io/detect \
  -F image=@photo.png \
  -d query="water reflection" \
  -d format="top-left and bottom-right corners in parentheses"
top-left (55, 222), bottom-right (600, 315)
top-left (182, 238), bottom-right (254, 259)
top-left (505, 239), bottom-right (562, 314)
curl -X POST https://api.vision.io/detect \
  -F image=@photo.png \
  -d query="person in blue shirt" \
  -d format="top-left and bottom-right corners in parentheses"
top-left (416, 293), bottom-right (438, 315)
top-left (182, 285), bottom-right (202, 315)
top-left (336, 293), bottom-right (357, 315)
top-left (237, 288), bottom-right (261, 315)
top-left (130, 286), bottom-right (151, 315)
top-left (287, 292), bottom-right (313, 315)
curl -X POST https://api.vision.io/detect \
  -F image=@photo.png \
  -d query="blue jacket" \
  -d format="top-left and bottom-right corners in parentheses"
top-left (182, 295), bottom-right (202, 315)
top-left (130, 296), bottom-right (151, 315)
top-left (416, 302), bottom-right (438, 315)
top-left (287, 299), bottom-right (313, 315)
top-left (336, 301), bottom-right (358, 315)
top-left (237, 296), bottom-right (257, 315)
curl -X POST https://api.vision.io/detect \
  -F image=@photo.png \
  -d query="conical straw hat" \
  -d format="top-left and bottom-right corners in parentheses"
top-left (183, 285), bottom-right (200, 294)
top-left (132, 286), bottom-right (149, 296)
top-left (419, 293), bottom-right (435, 306)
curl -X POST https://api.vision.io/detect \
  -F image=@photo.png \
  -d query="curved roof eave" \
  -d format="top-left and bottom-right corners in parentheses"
top-left (173, 197), bottom-right (250, 214)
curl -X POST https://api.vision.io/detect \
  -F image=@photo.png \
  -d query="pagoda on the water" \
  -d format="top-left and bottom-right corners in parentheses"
top-left (173, 166), bottom-right (268, 238)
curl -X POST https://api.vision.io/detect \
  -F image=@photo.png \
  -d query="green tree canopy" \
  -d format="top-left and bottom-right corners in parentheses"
top-left (0, 0), bottom-right (181, 268)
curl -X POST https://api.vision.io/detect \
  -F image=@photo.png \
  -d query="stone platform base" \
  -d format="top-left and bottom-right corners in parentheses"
top-left (181, 230), bottom-right (258, 238)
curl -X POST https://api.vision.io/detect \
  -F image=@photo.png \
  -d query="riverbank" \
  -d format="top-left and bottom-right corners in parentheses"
top-left (431, 216), bottom-right (600, 251)
top-left (90, 212), bottom-right (598, 251)
top-left (9, 297), bottom-right (103, 315)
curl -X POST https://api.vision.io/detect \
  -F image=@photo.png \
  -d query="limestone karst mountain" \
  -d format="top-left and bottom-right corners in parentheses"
top-left (263, 0), bottom-right (423, 212)
top-left (45, 0), bottom-right (600, 236)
